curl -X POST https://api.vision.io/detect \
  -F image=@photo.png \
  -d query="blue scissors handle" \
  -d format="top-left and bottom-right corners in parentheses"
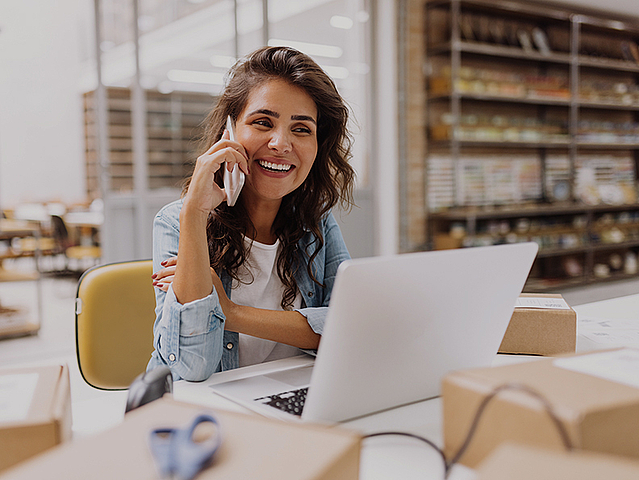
top-left (149, 413), bottom-right (222, 480)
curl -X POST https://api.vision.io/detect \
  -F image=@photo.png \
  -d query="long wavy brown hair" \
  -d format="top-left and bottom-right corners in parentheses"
top-left (184, 46), bottom-right (355, 309)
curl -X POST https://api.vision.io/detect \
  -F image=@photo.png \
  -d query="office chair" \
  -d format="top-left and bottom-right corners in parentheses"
top-left (51, 214), bottom-right (102, 273)
top-left (75, 259), bottom-right (156, 390)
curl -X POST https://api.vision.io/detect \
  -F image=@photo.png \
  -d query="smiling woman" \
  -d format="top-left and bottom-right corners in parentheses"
top-left (148, 46), bottom-right (356, 381)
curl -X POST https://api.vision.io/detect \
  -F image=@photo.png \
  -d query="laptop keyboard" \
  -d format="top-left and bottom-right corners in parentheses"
top-left (254, 387), bottom-right (308, 416)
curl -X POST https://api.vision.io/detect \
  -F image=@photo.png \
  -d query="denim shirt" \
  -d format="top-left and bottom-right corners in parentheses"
top-left (147, 199), bottom-right (350, 381)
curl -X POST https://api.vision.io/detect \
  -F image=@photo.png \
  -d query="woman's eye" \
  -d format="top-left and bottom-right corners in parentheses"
top-left (254, 119), bottom-right (272, 128)
top-left (294, 126), bottom-right (312, 134)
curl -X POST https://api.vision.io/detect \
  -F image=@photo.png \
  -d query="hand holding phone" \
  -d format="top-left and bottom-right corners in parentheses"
top-left (223, 115), bottom-right (245, 207)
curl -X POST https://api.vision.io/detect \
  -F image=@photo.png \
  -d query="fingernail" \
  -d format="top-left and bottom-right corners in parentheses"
top-left (151, 273), bottom-right (157, 279)
top-left (161, 260), bottom-right (167, 266)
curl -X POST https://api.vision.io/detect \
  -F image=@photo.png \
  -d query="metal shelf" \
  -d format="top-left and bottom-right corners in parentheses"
top-left (429, 40), bottom-right (572, 64)
top-left (429, 203), bottom-right (639, 221)
top-left (591, 240), bottom-right (639, 252)
top-left (579, 101), bottom-right (639, 111)
top-left (429, 139), bottom-right (571, 149)
top-left (419, 0), bottom-right (639, 289)
top-left (579, 56), bottom-right (639, 73)
top-left (426, 0), bottom-right (572, 22)
top-left (576, 142), bottom-right (639, 150)
top-left (428, 92), bottom-right (571, 106)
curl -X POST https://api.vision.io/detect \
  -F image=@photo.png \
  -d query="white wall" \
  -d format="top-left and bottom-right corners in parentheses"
top-left (0, 0), bottom-right (87, 211)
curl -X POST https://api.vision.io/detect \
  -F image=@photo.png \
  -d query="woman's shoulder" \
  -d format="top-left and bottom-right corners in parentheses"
top-left (156, 198), bottom-right (184, 219)
top-left (320, 210), bottom-right (339, 229)
top-left (154, 198), bottom-right (184, 228)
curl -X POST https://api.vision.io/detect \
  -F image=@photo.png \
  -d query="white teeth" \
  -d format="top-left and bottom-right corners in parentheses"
top-left (259, 160), bottom-right (292, 172)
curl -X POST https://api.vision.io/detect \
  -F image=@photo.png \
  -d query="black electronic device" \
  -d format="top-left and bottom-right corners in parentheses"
top-left (125, 366), bottom-right (173, 413)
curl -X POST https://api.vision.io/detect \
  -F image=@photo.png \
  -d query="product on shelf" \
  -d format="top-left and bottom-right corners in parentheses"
top-left (430, 111), bottom-right (569, 144)
top-left (593, 263), bottom-right (611, 278)
top-left (430, 66), bottom-right (570, 101)
top-left (421, 0), bottom-right (639, 291)
top-left (625, 251), bottom-right (638, 274)
top-left (561, 256), bottom-right (583, 277)
top-left (574, 155), bottom-right (636, 205)
top-left (427, 155), bottom-right (542, 210)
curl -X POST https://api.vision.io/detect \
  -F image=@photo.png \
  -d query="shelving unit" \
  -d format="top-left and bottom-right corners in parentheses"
top-left (418, 0), bottom-right (639, 291)
top-left (0, 220), bottom-right (43, 339)
top-left (83, 87), bottom-right (213, 199)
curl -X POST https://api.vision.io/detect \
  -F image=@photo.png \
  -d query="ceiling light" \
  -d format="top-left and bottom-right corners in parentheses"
top-left (158, 81), bottom-right (174, 94)
top-left (210, 54), bottom-right (237, 68)
top-left (167, 69), bottom-right (225, 84)
top-left (356, 11), bottom-right (370, 23)
top-left (320, 65), bottom-right (349, 80)
top-left (330, 15), bottom-right (353, 30)
top-left (268, 39), bottom-right (342, 59)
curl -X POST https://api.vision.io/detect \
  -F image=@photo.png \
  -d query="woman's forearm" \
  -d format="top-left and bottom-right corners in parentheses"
top-left (172, 204), bottom-right (214, 304)
top-left (225, 305), bottom-right (320, 350)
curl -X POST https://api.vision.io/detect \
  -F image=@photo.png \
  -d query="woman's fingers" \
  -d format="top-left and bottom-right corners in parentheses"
top-left (200, 130), bottom-right (249, 175)
top-left (153, 265), bottom-right (176, 281)
top-left (185, 132), bottom-right (250, 213)
top-left (153, 273), bottom-right (174, 291)
top-left (161, 256), bottom-right (178, 267)
top-left (152, 256), bottom-right (178, 289)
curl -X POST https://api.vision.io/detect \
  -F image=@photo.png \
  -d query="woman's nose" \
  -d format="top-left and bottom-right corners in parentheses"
top-left (268, 129), bottom-right (292, 154)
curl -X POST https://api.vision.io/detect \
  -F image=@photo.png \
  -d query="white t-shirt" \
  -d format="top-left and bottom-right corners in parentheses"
top-left (232, 237), bottom-right (302, 367)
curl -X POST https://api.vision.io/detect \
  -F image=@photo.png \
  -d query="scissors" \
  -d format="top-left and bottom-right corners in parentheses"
top-left (149, 413), bottom-right (222, 480)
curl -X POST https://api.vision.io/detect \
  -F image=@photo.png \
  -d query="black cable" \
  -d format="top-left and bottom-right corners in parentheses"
top-left (363, 431), bottom-right (448, 474)
top-left (446, 382), bottom-right (573, 475)
top-left (363, 382), bottom-right (573, 479)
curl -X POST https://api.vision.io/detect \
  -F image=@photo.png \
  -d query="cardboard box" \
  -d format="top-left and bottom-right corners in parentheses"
top-left (443, 348), bottom-right (639, 468)
top-left (433, 234), bottom-right (463, 250)
top-left (476, 443), bottom-right (639, 480)
top-left (0, 364), bottom-right (71, 472)
top-left (498, 293), bottom-right (576, 355)
top-left (0, 397), bottom-right (361, 480)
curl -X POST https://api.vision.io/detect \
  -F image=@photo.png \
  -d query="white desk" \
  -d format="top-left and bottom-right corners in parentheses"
top-left (68, 293), bottom-right (639, 479)
top-left (574, 293), bottom-right (639, 352)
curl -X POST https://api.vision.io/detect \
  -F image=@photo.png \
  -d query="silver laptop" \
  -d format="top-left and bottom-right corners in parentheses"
top-left (210, 243), bottom-right (538, 423)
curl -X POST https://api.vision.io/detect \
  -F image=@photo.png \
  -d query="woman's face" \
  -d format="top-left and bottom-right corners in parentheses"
top-left (234, 78), bottom-right (318, 206)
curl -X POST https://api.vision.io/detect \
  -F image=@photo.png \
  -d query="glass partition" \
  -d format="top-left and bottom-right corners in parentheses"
top-left (83, 0), bottom-right (371, 261)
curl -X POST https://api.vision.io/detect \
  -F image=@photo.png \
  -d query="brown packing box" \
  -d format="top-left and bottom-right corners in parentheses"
top-left (442, 348), bottom-right (639, 468)
top-left (0, 364), bottom-right (72, 472)
top-left (0, 397), bottom-right (361, 480)
top-left (476, 443), bottom-right (639, 480)
top-left (498, 293), bottom-right (576, 355)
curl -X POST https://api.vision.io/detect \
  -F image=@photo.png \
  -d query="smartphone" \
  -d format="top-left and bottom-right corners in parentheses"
top-left (223, 115), bottom-right (245, 207)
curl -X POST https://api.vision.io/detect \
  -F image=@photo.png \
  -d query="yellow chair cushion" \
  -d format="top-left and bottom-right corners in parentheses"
top-left (75, 260), bottom-right (155, 390)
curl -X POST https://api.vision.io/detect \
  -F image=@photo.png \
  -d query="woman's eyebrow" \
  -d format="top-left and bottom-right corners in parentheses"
top-left (247, 109), bottom-right (316, 125)
top-left (291, 115), bottom-right (316, 125)
top-left (248, 108), bottom-right (279, 118)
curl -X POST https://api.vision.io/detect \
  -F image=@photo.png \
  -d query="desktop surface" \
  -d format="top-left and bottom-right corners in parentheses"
top-left (26, 294), bottom-right (639, 479)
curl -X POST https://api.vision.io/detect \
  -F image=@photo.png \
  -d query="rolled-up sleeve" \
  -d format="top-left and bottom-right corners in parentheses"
top-left (147, 200), bottom-right (226, 381)
top-left (297, 307), bottom-right (329, 335)
top-left (153, 285), bottom-right (226, 381)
